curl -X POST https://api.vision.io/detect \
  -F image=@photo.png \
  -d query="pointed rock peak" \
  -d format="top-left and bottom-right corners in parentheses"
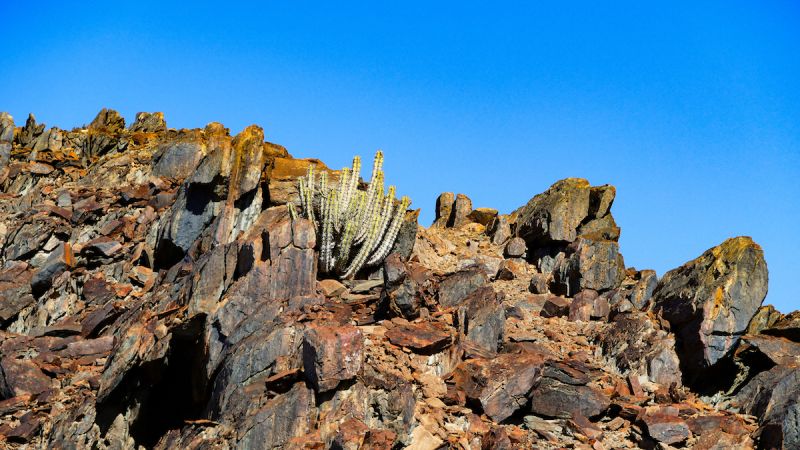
top-left (130, 111), bottom-right (167, 133)
top-left (88, 108), bottom-right (125, 132)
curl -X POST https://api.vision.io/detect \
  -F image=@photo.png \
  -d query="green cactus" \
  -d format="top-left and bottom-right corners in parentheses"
top-left (297, 151), bottom-right (411, 279)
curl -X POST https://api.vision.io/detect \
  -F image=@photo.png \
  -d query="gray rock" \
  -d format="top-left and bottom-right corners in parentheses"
top-left (437, 267), bottom-right (487, 308)
top-left (504, 237), bottom-right (527, 258)
top-left (551, 236), bottom-right (625, 296)
top-left (652, 236), bottom-right (768, 376)
top-left (489, 215), bottom-right (512, 245)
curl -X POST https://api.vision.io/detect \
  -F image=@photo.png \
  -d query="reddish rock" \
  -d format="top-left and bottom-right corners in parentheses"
top-left (540, 296), bottom-right (571, 318)
top-left (385, 321), bottom-right (452, 353)
top-left (302, 324), bottom-right (363, 392)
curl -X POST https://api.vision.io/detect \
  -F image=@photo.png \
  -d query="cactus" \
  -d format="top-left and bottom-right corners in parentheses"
top-left (297, 151), bottom-right (411, 279)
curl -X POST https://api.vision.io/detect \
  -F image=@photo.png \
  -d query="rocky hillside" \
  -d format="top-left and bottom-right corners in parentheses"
top-left (0, 110), bottom-right (797, 449)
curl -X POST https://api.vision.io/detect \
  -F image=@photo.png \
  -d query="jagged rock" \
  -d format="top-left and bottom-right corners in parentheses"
top-left (652, 236), bottom-right (768, 377)
top-left (732, 362), bottom-right (799, 449)
top-left (746, 304), bottom-right (783, 335)
top-left (88, 108), bottom-right (125, 132)
top-left (0, 111), bottom-right (789, 449)
top-left (763, 310), bottom-right (800, 342)
top-left (495, 259), bottom-right (526, 281)
top-left (303, 324), bottom-right (363, 392)
top-left (488, 215), bottom-right (512, 245)
top-left (624, 269), bottom-right (658, 310)
top-left (452, 350), bottom-right (548, 422)
top-left (129, 112), bottom-right (167, 133)
top-left (504, 237), bottom-right (526, 258)
top-left (568, 289), bottom-right (608, 322)
top-left (30, 242), bottom-right (74, 297)
top-left (528, 361), bottom-right (610, 419)
top-left (514, 178), bottom-right (591, 246)
top-left (456, 286), bottom-right (505, 354)
top-left (551, 236), bottom-right (625, 295)
top-left (152, 130), bottom-right (207, 179)
top-left (386, 276), bottom-right (420, 319)
top-left (597, 312), bottom-right (682, 386)
top-left (437, 267), bottom-right (487, 308)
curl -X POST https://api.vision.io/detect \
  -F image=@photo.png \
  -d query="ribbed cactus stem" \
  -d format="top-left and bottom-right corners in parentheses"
top-left (335, 221), bottom-right (356, 273)
top-left (367, 195), bottom-right (410, 266)
top-left (342, 210), bottom-right (382, 279)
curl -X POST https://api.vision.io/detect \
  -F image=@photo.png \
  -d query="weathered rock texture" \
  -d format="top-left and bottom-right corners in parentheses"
top-left (652, 236), bottom-right (769, 380)
top-left (0, 109), bottom-right (790, 449)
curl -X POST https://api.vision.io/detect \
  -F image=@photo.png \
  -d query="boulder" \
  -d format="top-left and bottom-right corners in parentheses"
top-left (504, 237), bottom-right (527, 258)
top-left (550, 236), bottom-right (625, 295)
top-left (437, 267), bottom-right (487, 308)
top-left (451, 350), bottom-right (548, 422)
top-left (514, 178), bottom-right (591, 246)
top-left (384, 321), bottom-right (453, 354)
top-left (652, 237), bottom-right (768, 377)
top-left (528, 361), bottom-right (610, 419)
top-left (303, 324), bottom-right (364, 392)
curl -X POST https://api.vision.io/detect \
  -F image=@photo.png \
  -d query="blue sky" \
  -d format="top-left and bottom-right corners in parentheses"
top-left (1, 1), bottom-right (798, 312)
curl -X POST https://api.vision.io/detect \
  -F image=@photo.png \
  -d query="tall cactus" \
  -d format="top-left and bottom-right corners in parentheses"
top-left (297, 151), bottom-right (411, 279)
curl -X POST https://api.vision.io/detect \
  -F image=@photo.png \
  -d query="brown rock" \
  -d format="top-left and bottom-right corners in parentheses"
top-left (451, 193), bottom-right (473, 228)
top-left (540, 296), bottom-right (571, 318)
top-left (433, 192), bottom-right (455, 227)
top-left (0, 358), bottom-right (52, 398)
top-left (452, 350), bottom-right (547, 422)
top-left (385, 321), bottom-right (452, 354)
top-left (302, 324), bottom-right (363, 392)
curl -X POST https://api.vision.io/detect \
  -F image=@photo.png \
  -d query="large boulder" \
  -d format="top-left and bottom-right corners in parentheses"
top-left (514, 178), bottom-right (591, 246)
top-left (652, 236), bottom-right (768, 378)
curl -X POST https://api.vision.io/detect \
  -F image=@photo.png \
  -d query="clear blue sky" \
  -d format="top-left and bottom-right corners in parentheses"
top-left (2, 1), bottom-right (798, 313)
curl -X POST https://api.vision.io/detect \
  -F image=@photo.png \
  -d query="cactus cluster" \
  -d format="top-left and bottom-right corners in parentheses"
top-left (296, 151), bottom-right (411, 279)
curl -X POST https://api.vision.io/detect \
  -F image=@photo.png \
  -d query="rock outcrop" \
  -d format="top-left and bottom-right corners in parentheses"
top-left (0, 109), bottom-right (790, 449)
top-left (652, 236), bottom-right (768, 381)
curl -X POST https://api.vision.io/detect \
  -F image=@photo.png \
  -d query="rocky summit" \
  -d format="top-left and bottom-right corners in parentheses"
top-left (0, 109), bottom-right (796, 450)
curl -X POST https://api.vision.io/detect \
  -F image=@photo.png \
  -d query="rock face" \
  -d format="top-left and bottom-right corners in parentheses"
top-left (0, 109), bottom-right (790, 449)
top-left (652, 237), bottom-right (768, 379)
